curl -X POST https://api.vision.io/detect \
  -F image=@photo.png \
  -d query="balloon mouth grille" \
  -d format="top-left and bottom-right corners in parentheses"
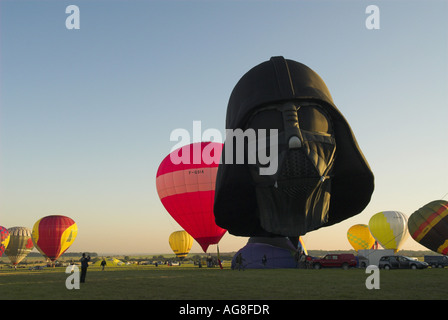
top-left (278, 149), bottom-right (317, 199)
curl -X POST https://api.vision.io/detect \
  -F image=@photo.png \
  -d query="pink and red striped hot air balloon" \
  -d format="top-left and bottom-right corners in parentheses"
top-left (156, 142), bottom-right (226, 252)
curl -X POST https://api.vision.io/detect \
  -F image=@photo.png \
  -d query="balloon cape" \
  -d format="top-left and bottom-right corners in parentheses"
top-left (232, 237), bottom-right (299, 269)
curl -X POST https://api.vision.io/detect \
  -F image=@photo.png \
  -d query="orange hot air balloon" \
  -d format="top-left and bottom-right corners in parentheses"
top-left (156, 142), bottom-right (227, 252)
top-left (32, 215), bottom-right (78, 262)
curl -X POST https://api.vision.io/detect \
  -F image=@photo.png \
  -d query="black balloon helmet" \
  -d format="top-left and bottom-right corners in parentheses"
top-left (214, 56), bottom-right (374, 237)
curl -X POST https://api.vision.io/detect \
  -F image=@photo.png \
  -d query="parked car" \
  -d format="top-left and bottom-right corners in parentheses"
top-left (28, 265), bottom-right (46, 271)
top-left (379, 256), bottom-right (428, 270)
top-left (312, 254), bottom-right (357, 270)
top-left (424, 255), bottom-right (448, 268)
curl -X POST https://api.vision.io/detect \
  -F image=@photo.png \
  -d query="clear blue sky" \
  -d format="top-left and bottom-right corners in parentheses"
top-left (1, 0), bottom-right (447, 254)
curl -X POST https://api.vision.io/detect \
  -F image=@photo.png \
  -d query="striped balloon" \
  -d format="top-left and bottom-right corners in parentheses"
top-left (0, 226), bottom-right (10, 257)
top-left (156, 142), bottom-right (226, 252)
top-left (32, 215), bottom-right (77, 262)
top-left (298, 236), bottom-right (308, 256)
top-left (5, 227), bottom-right (34, 265)
top-left (408, 200), bottom-right (448, 255)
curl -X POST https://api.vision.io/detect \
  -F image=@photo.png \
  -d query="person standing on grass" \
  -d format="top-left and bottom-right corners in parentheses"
top-left (80, 253), bottom-right (91, 283)
top-left (101, 258), bottom-right (106, 271)
top-left (235, 253), bottom-right (245, 271)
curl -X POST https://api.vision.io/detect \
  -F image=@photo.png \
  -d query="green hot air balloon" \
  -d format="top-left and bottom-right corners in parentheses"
top-left (5, 227), bottom-right (34, 266)
top-left (408, 200), bottom-right (448, 255)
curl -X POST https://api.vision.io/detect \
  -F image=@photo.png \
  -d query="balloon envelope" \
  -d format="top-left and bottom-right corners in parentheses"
top-left (169, 230), bottom-right (194, 259)
top-left (0, 226), bottom-right (10, 257)
top-left (408, 200), bottom-right (448, 255)
top-left (156, 142), bottom-right (227, 252)
top-left (298, 236), bottom-right (308, 256)
top-left (93, 257), bottom-right (124, 266)
top-left (32, 215), bottom-right (78, 262)
top-left (369, 211), bottom-right (409, 253)
top-left (347, 224), bottom-right (375, 251)
top-left (5, 227), bottom-right (34, 265)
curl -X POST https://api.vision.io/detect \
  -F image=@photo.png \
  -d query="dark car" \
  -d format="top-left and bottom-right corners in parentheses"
top-left (424, 255), bottom-right (448, 268)
top-left (379, 256), bottom-right (428, 270)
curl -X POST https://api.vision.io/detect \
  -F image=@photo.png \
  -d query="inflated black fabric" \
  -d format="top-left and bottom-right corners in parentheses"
top-left (214, 56), bottom-right (374, 237)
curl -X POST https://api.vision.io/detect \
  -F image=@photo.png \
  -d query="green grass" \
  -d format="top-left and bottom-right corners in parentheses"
top-left (1, 264), bottom-right (448, 300)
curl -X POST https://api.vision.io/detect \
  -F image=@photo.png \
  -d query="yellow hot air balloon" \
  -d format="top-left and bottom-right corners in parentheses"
top-left (5, 227), bottom-right (34, 266)
top-left (347, 224), bottom-right (375, 251)
top-left (368, 211), bottom-right (409, 253)
top-left (169, 230), bottom-right (194, 260)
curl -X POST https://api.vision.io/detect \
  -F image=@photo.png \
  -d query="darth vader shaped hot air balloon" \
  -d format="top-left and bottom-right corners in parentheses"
top-left (214, 57), bottom-right (374, 239)
top-left (156, 142), bottom-right (227, 252)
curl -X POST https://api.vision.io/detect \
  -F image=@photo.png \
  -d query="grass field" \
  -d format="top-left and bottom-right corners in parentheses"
top-left (1, 263), bottom-right (447, 300)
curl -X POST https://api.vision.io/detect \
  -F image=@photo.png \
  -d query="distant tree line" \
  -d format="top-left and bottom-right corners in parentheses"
top-left (27, 252), bottom-right (98, 258)
top-left (17, 250), bottom-right (440, 261)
